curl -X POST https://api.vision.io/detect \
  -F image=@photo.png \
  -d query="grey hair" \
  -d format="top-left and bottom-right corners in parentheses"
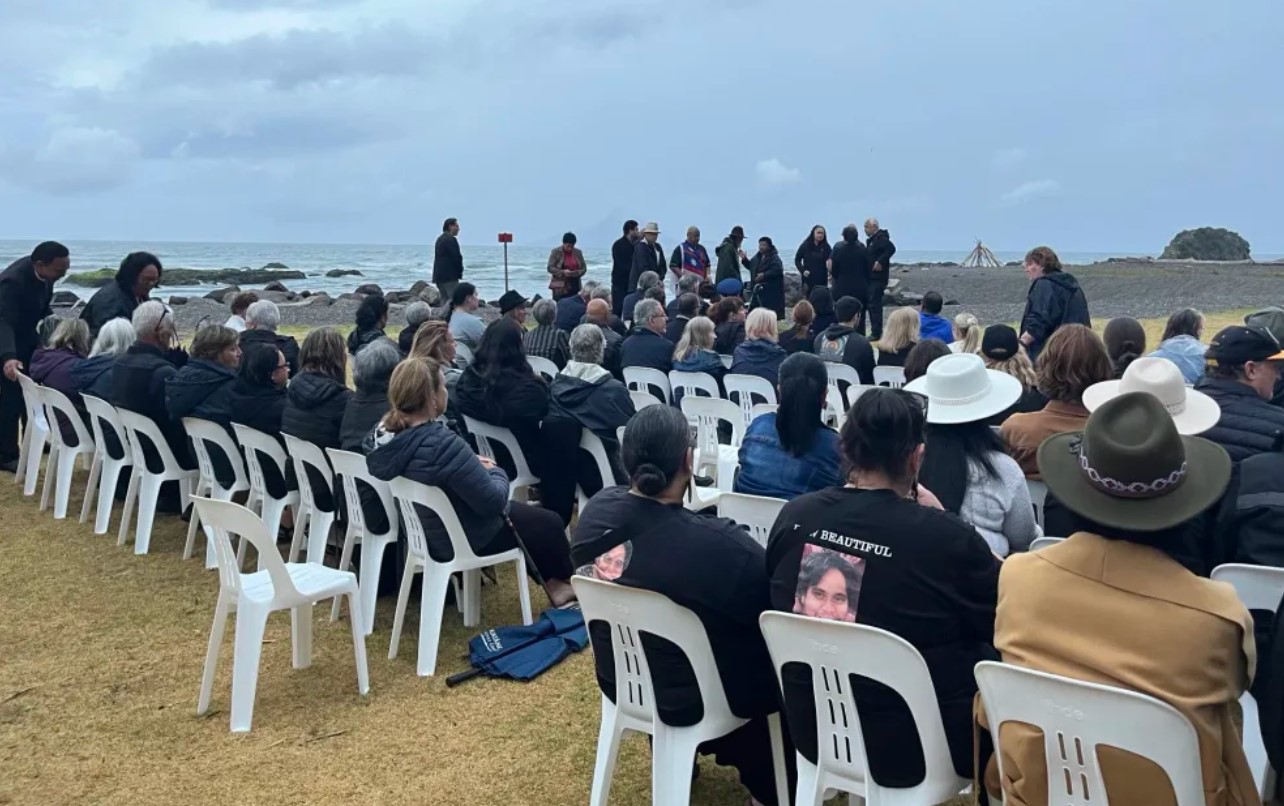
top-left (352, 338), bottom-right (400, 392)
top-left (531, 298), bottom-right (557, 327)
top-left (677, 273), bottom-right (700, 294)
top-left (589, 285), bottom-right (612, 302)
top-left (89, 317), bottom-right (136, 358)
top-left (637, 270), bottom-right (660, 291)
top-left (634, 298), bottom-right (663, 326)
top-left (132, 300), bottom-right (169, 340)
top-left (245, 299), bottom-right (280, 331)
top-left (570, 323), bottom-right (605, 365)
top-left (405, 301), bottom-right (432, 328)
top-left (581, 280), bottom-right (600, 297)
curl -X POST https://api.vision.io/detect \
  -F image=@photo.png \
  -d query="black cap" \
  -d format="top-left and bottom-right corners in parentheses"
top-left (1207, 325), bottom-right (1284, 366)
top-left (730, 226), bottom-right (746, 239)
top-left (499, 290), bottom-right (528, 314)
top-left (982, 324), bottom-right (1020, 360)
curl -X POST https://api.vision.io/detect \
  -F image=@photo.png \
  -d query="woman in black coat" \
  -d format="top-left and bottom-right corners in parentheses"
top-left (283, 327), bottom-right (352, 510)
top-left (750, 236), bottom-right (786, 317)
top-left (455, 319), bottom-right (550, 478)
top-left (228, 342), bottom-right (290, 497)
top-left (794, 225), bottom-right (831, 299)
top-left (165, 325), bottom-right (241, 485)
top-left (81, 252), bottom-right (163, 338)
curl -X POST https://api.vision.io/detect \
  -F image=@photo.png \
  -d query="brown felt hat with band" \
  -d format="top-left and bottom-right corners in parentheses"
top-left (1037, 392), bottom-right (1231, 532)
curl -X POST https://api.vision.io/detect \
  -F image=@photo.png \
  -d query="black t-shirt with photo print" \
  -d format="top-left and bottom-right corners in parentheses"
top-left (766, 486), bottom-right (1000, 786)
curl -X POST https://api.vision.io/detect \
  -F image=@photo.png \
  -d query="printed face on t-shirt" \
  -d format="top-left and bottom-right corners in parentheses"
top-left (793, 545), bottom-right (864, 623)
top-left (578, 541), bottom-right (633, 582)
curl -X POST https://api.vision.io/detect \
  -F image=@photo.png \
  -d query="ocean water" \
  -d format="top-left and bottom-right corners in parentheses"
top-left (0, 239), bottom-right (1134, 302)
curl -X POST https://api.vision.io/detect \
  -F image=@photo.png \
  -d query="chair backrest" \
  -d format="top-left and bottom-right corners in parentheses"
top-left (629, 390), bottom-right (660, 412)
top-left (873, 366), bottom-right (906, 388)
top-left (668, 370), bottom-right (720, 402)
top-left (680, 397), bottom-right (746, 465)
top-left (578, 430), bottom-right (616, 491)
top-left (1027, 479), bottom-right (1048, 525)
top-left (824, 363), bottom-right (862, 407)
top-left (388, 475), bottom-right (483, 565)
top-left (232, 423), bottom-right (290, 502)
top-left (327, 449), bottom-right (399, 541)
top-left (81, 394), bottom-right (131, 460)
top-left (526, 355), bottom-right (558, 383)
top-left (1210, 564), bottom-right (1284, 612)
top-left (760, 613), bottom-right (964, 798)
top-left (41, 386), bottom-right (94, 452)
top-left (572, 575), bottom-right (733, 725)
top-left (1029, 536), bottom-right (1065, 552)
top-left (460, 415), bottom-right (539, 489)
top-left (623, 366), bottom-right (671, 405)
top-left (454, 342), bottom-right (474, 366)
top-left (191, 496), bottom-right (297, 599)
top-left (15, 373), bottom-right (48, 428)
top-left (282, 434), bottom-right (336, 512)
top-left (974, 661), bottom-right (1207, 806)
top-left (717, 493), bottom-right (785, 548)
top-left (182, 418), bottom-right (249, 494)
top-left (750, 403), bottom-right (778, 423)
top-left (117, 407), bottom-right (187, 474)
top-left (724, 374), bottom-right (777, 428)
top-left (719, 353), bottom-right (734, 369)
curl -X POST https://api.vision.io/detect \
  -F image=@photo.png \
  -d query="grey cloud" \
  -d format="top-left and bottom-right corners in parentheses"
top-left (0, 127), bottom-right (141, 195)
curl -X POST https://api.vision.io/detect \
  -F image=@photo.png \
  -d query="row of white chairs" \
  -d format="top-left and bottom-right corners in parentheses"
top-left (577, 560), bottom-right (1284, 805)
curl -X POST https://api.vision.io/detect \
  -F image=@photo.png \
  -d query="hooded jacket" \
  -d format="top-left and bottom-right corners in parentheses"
top-left (340, 385), bottom-right (390, 453)
top-left (71, 354), bottom-right (116, 402)
top-left (1196, 377), bottom-right (1284, 463)
top-left (228, 378), bottom-right (289, 497)
top-left (112, 342), bottom-right (191, 472)
top-left (30, 347), bottom-right (87, 442)
top-left (166, 358), bottom-right (238, 485)
top-left (714, 320), bottom-right (746, 356)
top-left (672, 349), bottom-right (727, 405)
top-left (866, 228), bottom-right (896, 282)
top-left (829, 236), bottom-right (871, 302)
top-left (239, 328), bottom-right (301, 378)
top-left (80, 282), bottom-right (141, 338)
top-left (1019, 271), bottom-right (1091, 359)
top-left (794, 238), bottom-right (831, 293)
top-left (814, 324), bottom-right (876, 385)
top-left (749, 247), bottom-right (785, 315)
top-left (730, 338), bottom-right (787, 386)
top-left (346, 327), bottom-right (385, 357)
top-left (715, 237), bottom-right (749, 284)
top-left (540, 362), bottom-right (635, 521)
top-left (455, 364), bottom-right (549, 475)
top-left (283, 371), bottom-right (352, 451)
top-left (1149, 335), bottom-right (1208, 386)
top-left (919, 312), bottom-right (954, 344)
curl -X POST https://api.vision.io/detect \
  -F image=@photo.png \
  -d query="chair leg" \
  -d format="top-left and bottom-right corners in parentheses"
top-left (514, 555), bottom-right (533, 626)
top-left (388, 560), bottom-right (418, 660)
top-left (651, 728), bottom-right (699, 806)
top-left (54, 449), bottom-right (77, 519)
top-left (793, 756), bottom-right (827, 806)
top-left (23, 431), bottom-right (46, 497)
top-left (80, 452), bottom-right (102, 524)
top-left (183, 481), bottom-right (208, 560)
top-left (117, 470), bottom-right (140, 547)
top-left (767, 713), bottom-right (792, 806)
top-left (229, 605), bottom-right (270, 733)
top-left (461, 569), bottom-right (482, 628)
top-left (330, 524), bottom-right (358, 623)
top-left (588, 701), bottom-right (624, 806)
top-left (15, 422), bottom-right (30, 485)
top-left (347, 588), bottom-right (370, 695)
top-left (198, 599), bottom-right (231, 715)
top-left (39, 443), bottom-right (58, 511)
top-left (415, 566), bottom-right (454, 677)
top-left (288, 505), bottom-right (309, 563)
top-left (134, 476), bottom-right (162, 556)
top-left (359, 537), bottom-right (392, 636)
top-left (290, 603), bottom-right (313, 670)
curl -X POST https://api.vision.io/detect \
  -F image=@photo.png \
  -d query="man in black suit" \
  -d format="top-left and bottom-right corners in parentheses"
top-left (433, 217), bottom-right (464, 301)
top-left (865, 218), bottom-right (897, 340)
top-left (610, 219), bottom-right (639, 318)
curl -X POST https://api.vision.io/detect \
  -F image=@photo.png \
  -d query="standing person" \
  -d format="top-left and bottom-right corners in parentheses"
top-left (80, 251), bottom-right (163, 338)
top-left (716, 225), bottom-right (751, 284)
top-left (0, 241), bottom-right (71, 472)
top-left (610, 220), bottom-right (640, 318)
top-left (794, 225), bottom-right (831, 299)
top-left (669, 226), bottom-right (711, 298)
top-left (432, 217), bottom-right (464, 300)
top-left (828, 225), bottom-right (871, 333)
top-left (547, 232), bottom-right (587, 301)
top-left (749, 236), bottom-right (785, 317)
top-left (864, 219), bottom-right (896, 340)
top-left (1018, 245), bottom-right (1090, 362)
top-left (240, 299), bottom-right (300, 378)
top-left (445, 282), bottom-right (486, 353)
top-left (628, 222), bottom-right (664, 293)
top-left (224, 291), bottom-right (258, 333)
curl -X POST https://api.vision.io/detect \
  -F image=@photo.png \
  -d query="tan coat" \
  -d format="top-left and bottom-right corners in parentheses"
top-left (980, 533), bottom-right (1259, 806)
top-left (547, 246), bottom-right (587, 296)
top-left (1001, 399), bottom-right (1090, 478)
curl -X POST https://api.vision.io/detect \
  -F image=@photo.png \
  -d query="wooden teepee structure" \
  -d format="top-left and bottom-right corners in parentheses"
top-left (961, 239), bottom-right (1002, 268)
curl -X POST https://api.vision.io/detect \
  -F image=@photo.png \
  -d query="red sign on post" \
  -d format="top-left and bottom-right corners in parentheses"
top-left (497, 232), bottom-right (513, 243)
top-left (497, 233), bottom-right (513, 290)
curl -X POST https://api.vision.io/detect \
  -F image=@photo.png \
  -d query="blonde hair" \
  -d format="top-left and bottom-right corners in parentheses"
top-left (879, 307), bottom-right (920, 353)
top-left (673, 316), bottom-right (715, 362)
top-left (410, 320), bottom-right (454, 364)
top-left (983, 349), bottom-right (1038, 391)
top-left (744, 308), bottom-right (778, 342)
top-left (190, 324), bottom-right (239, 362)
top-left (50, 318), bottom-right (90, 356)
top-left (952, 313), bottom-right (982, 354)
top-left (383, 357), bottom-right (444, 433)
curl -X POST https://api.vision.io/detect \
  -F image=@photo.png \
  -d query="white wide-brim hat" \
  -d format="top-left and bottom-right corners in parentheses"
top-left (641, 222), bottom-right (661, 234)
top-left (1082, 356), bottom-right (1220, 435)
top-left (904, 352), bottom-right (1023, 425)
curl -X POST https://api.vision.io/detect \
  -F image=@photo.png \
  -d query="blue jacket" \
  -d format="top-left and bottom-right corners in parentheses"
top-left (555, 294), bottom-right (587, 333)
top-left (919, 312), bottom-right (954, 344)
top-left (1149, 336), bottom-right (1207, 385)
top-left (621, 328), bottom-right (675, 374)
top-left (734, 413), bottom-right (841, 500)
top-left (672, 349), bottom-right (727, 405)
top-left (1196, 377), bottom-right (1284, 463)
top-left (730, 338), bottom-right (788, 386)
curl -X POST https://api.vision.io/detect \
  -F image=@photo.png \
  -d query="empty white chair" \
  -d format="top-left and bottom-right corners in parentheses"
top-left (191, 496), bottom-right (368, 733)
top-left (232, 423), bottom-right (300, 555)
top-left (526, 354), bottom-right (558, 383)
top-left (575, 576), bottom-right (790, 806)
top-left (668, 370), bottom-right (721, 405)
top-left (1210, 563), bottom-right (1284, 800)
top-left (716, 492), bottom-right (786, 548)
top-left (974, 660), bottom-right (1207, 806)
top-left (823, 363), bottom-right (862, 410)
top-left (1027, 478), bottom-right (1048, 527)
top-left (80, 394), bottom-right (134, 534)
top-left (14, 373), bottom-right (50, 496)
top-left (38, 386), bottom-right (96, 519)
top-left (628, 390), bottom-right (659, 412)
top-left (282, 434), bottom-right (338, 564)
top-left (387, 477), bottom-right (533, 676)
top-left (623, 366), bottom-right (671, 405)
top-left (116, 408), bottom-right (199, 555)
top-left (576, 430), bottom-right (618, 512)
top-left (1028, 535), bottom-right (1065, 552)
top-left (680, 396), bottom-right (744, 485)
top-left (183, 418), bottom-right (251, 569)
top-left (454, 342), bottom-right (474, 366)
top-left (327, 449), bottom-right (401, 636)
top-left (462, 415), bottom-right (541, 500)
top-left (873, 365), bottom-right (906, 388)
top-left (724, 374), bottom-right (777, 429)
top-left (760, 613), bottom-right (969, 805)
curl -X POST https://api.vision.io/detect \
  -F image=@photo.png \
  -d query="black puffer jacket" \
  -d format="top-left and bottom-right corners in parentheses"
top-left (340, 388), bottom-right (390, 453)
top-left (111, 343), bottom-right (191, 472)
top-left (80, 282), bottom-right (142, 338)
top-left (455, 366), bottom-right (549, 477)
top-left (166, 359), bottom-right (238, 485)
top-left (72, 354), bottom-right (121, 458)
top-left (239, 328), bottom-right (301, 378)
top-left (282, 371), bottom-right (352, 450)
top-left (866, 228), bottom-right (897, 281)
top-left (1019, 272), bottom-right (1091, 360)
top-left (227, 379), bottom-right (289, 498)
top-left (365, 420), bottom-right (513, 562)
top-left (1197, 377), bottom-right (1284, 463)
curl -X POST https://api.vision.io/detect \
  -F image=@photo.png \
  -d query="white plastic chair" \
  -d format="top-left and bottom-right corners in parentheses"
top-left (576, 430), bottom-right (618, 513)
top-left (574, 576), bottom-right (790, 806)
top-left (1027, 478), bottom-right (1048, 527)
top-left (14, 373), bottom-right (50, 496)
top-left (454, 342), bottom-right (474, 366)
top-left (680, 396), bottom-right (744, 486)
top-left (38, 386), bottom-right (96, 519)
top-left (80, 394), bottom-right (134, 534)
top-left (282, 434), bottom-right (338, 564)
top-left (1028, 536), bottom-right (1065, 552)
top-left (526, 355), bottom-right (558, 383)
top-left (623, 366), bottom-right (671, 405)
top-left (760, 612), bottom-right (970, 806)
top-left (232, 424), bottom-right (300, 556)
top-left (668, 370), bottom-right (721, 404)
top-left (716, 492), bottom-right (786, 548)
top-left (628, 390), bottom-right (659, 412)
top-left (724, 374), bottom-right (777, 429)
top-left (719, 353), bottom-right (734, 369)
top-left (873, 366), bottom-right (906, 388)
top-left (824, 363), bottom-right (863, 409)
top-left (750, 402), bottom-right (778, 422)
top-left (116, 408), bottom-right (199, 555)
top-left (974, 660), bottom-right (1207, 806)
top-left (1210, 563), bottom-right (1284, 800)
top-left (387, 477), bottom-right (533, 677)
top-left (327, 449), bottom-right (401, 636)
top-left (191, 496), bottom-right (369, 733)
top-left (461, 415), bottom-right (541, 500)
top-left (183, 418), bottom-right (251, 569)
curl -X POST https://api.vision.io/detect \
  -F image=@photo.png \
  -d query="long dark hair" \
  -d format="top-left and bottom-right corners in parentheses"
top-left (800, 225), bottom-right (830, 256)
top-left (238, 342), bottom-right (281, 387)
top-left (355, 293), bottom-right (389, 332)
top-left (621, 405), bottom-right (690, 497)
top-left (839, 388), bottom-right (925, 484)
top-left (472, 318), bottom-right (535, 386)
top-left (918, 420), bottom-right (1004, 514)
top-left (1162, 308), bottom-right (1203, 342)
top-left (117, 251), bottom-right (163, 294)
top-left (776, 353), bottom-right (829, 456)
top-left (808, 286), bottom-right (834, 318)
top-left (1103, 317), bottom-right (1146, 379)
top-left (446, 282), bottom-right (477, 320)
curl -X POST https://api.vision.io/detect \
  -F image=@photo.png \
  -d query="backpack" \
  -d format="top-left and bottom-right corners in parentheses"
top-left (816, 332), bottom-right (850, 364)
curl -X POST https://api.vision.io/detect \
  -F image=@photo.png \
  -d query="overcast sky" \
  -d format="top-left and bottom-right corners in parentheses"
top-left (2, 0), bottom-right (1281, 252)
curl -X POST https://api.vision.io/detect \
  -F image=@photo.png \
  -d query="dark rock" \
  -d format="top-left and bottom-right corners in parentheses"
top-left (263, 280), bottom-right (289, 293)
top-left (204, 286), bottom-right (240, 304)
top-left (783, 271), bottom-right (803, 308)
top-left (418, 285), bottom-right (442, 306)
top-left (1005, 261), bottom-right (1022, 267)
top-left (302, 293), bottom-right (334, 306)
top-left (261, 262), bottom-right (289, 270)
top-left (300, 290), bottom-right (312, 298)
top-left (255, 290), bottom-right (298, 304)
top-left (337, 293), bottom-right (364, 304)
top-left (944, 298), bottom-right (959, 306)
top-left (67, 268), bottom-right (305, 288)
top-left (51, 290), bottom-right (80, 307)
top-left (408, 280), bottom-right (429, 296)
top-left (326, 269), bottom-right (363, 278)
top-left (386, 291), bottom-right (410, 304)
top-left (354, 283), bottom-right (384, 297)
top-left (169, 296), bottom-right (189, 306)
